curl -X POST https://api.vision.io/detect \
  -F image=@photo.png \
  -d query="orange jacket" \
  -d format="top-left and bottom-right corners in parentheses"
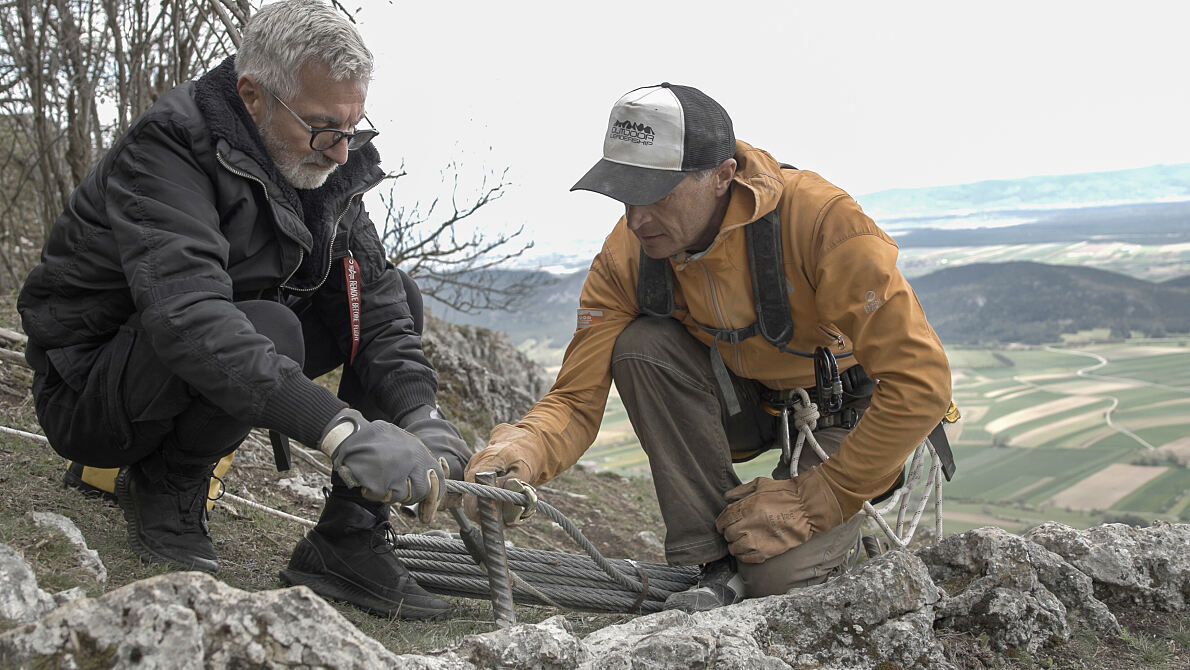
top-left (487, 141), bottom-right (951, 519)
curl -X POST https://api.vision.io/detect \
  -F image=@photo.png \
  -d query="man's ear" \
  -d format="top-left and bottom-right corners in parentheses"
top-left (714, 158), bottom-right (737, 196)
top-left (237, 75), bottom-right (267, 125)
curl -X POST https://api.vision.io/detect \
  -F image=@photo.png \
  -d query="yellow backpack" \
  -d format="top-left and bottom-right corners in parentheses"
top-left (64, 453), bottom-right (234, 511)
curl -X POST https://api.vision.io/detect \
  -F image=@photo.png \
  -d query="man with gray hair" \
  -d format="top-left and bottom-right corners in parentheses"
top-left (18, 0), bottom-right (464, 620)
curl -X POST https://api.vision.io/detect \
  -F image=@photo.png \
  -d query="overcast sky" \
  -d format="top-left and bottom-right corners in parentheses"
top-left (349, 1), bottom-right (1190, 265)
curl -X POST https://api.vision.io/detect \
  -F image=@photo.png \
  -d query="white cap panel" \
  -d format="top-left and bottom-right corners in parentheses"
top-left (601, 86), bottom-right (685, 171)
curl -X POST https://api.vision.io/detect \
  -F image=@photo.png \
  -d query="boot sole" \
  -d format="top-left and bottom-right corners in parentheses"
top-left (279, 568), bottom-right (449, 620)
top-left (115, 468), bottom-right (219, 575)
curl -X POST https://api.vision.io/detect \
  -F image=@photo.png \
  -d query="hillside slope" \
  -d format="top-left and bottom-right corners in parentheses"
top-left (430, 260), bottom-right (1190, 351)
top-left (914, 261), bottom-right (1190, 344)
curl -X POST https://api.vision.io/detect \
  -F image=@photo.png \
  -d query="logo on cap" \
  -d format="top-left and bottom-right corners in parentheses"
top-left (610, 119), bottom-right (655, 145)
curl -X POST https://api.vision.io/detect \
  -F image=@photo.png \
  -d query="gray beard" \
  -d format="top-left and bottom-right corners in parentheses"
top-left (258, 118), bottom-right (337, 190)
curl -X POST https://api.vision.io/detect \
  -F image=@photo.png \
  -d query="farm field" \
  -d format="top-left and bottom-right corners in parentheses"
top-left (896, 240), bottom-right (1190, 282)
top-left (579, 336), bottom-right (1190, 536)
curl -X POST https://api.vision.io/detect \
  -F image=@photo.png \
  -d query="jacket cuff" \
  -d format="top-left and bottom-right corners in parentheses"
top-left (259, 370), bottom-right (349, 448)
top-left (375, 373), bottom-right (438, 424)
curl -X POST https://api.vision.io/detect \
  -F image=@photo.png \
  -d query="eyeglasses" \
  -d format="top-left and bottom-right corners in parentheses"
top-left (268, 90), bottom-right (379, 152)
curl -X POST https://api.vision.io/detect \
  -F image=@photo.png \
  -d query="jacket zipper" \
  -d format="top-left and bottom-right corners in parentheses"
top-left (216, 151), bottom-right (379, 294)
top-left (699, 263), bottom-right (748, 376)
top-left (818, 324), bottom-right (846, 350)
top-left (280, 193), bottom-right (353, 294)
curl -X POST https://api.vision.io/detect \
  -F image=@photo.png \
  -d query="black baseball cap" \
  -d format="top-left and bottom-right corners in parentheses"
top-left (571, 83), bottom-right (735, 206)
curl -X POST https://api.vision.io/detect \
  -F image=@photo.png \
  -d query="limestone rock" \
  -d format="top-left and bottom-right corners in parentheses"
top-left (916, 526), bottom-right (1120, 652)
top-left (743, 550), bottom-right (951, 670)
top-left (579, 609), bottom-right (787, 670)
top-left (1026, 520), bottom-right (1190, 612)
top-left (0, 572), bottom-right (400, 669)
top-left (579, 550), bottom-right (950, 670)
top-left (31, 511), bottom-right (107, 584)
top-left (423, 314), bottom-right (551, 441)
top-left (0, 544), bottom-right (56, 625)
top-left (454, 614), bottom-right (589, 669)
top-left (276, 473), bottom-right (326, 506)
top-left (634, 530), bottom-right (665, 555)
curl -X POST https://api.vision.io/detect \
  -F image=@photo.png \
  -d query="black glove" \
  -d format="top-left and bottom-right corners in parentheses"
top-left (318, 408), bottom-right (444, 507)
top-left (398, 405), bottom-right (469, 482)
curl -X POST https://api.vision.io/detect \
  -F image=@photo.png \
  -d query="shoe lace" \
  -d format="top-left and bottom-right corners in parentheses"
top-left (698, 556), bottom-right (736, 586)
top-left (369, 520), bottom-right (399, 555)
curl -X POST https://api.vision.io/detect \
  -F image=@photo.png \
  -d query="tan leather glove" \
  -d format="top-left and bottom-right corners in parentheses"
top-left (463, 423), bottom-right (541, 525)
top-left (714, 467), bottom-right (844, 563)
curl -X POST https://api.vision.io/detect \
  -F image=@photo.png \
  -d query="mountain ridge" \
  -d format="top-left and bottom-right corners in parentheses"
top-left (428, 260), bottom-right (1190, 350)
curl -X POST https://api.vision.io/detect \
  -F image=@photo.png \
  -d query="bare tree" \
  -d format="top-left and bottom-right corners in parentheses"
top-left (378, 163), bottom-right (547, 314)
top-left (0, 0), bottom-right (538, 312)
top-left (0, 0), bottom-right (247, 291)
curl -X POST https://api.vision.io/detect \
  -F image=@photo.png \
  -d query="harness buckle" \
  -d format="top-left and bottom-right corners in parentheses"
top-left (839, 407), bottom-right (861, 429)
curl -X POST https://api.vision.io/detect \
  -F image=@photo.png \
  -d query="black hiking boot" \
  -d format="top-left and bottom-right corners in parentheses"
top-left (663, 555), bottom-right (744, 612)
top-left (115, 462), bottom-right (218, 574)
top-left (279, 494), bottom-right (449, 620)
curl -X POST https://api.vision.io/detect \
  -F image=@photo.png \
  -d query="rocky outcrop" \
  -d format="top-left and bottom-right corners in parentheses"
top-left (916, 526), bottom-right (1120, 652)
top-left (422, 313), bottom-right (551, 444)
top-left (0, 571), bottom-right (403, 669)
top-left (574, 550), bottom-right (949, 670)
top-left (2, 522), bottom-right (1188, 669)
top-left (1025, 520), bottom-right (1190, 612)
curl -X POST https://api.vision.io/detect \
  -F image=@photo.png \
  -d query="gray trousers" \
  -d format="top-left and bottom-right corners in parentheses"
top-left (611, 317), bottom-right (865, 597)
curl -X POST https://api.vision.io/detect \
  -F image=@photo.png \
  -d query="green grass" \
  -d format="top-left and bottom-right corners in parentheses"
top-left (946, 348), bottom-right (1011, 369)
top-left (945, 445), bottom-right (1128, 504)
top-left (1111, 468), bottom-right (1190, 517)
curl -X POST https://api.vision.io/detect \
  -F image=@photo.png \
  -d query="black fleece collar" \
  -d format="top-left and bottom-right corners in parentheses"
top-left (192, 56), bottom-right (385, 288)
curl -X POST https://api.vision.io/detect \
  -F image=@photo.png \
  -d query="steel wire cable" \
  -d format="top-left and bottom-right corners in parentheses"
top-left (395, 532), bottom-right (696, 581)
top-left (393, 543), bottom-right (692, 590)
top-left (409, 573), bottom-right (671, 613)
top-left (445, 479), bottom-right (679, 602)
top-left (398, 553), bottom-right (694, 594)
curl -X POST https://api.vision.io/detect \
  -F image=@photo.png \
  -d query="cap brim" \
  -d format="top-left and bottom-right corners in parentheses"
top-left (570, 159), bottom-right (688, 206)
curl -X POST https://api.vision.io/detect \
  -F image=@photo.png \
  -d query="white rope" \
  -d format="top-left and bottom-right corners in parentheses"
top-left (221, 492), bottom-right (316, 528)
top-left (0, 425), bottom-right (49, 443)
top-left (785, 395), bottom-right (945, 551)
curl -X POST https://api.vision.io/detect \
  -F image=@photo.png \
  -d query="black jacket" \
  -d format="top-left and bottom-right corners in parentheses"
top-left (18, 57), bottom-right (437, 448)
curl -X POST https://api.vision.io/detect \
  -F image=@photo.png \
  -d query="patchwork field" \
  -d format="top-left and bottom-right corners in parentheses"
top-left (579, 336), bottom-right (1190, 536)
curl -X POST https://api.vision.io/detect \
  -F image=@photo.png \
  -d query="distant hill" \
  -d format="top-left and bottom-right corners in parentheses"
top-left (893, 200), bottom-right (1190, 247)
top-left (913, 261), bottom-right (1190, 345)
top-left (858, 163), bottom-right (1190, 221)
top-left (430, 260), bottom-right (1190, 351)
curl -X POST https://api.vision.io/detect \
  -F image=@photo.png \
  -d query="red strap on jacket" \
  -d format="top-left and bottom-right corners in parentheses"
top-left (343, 255), bottom-right (362, 364)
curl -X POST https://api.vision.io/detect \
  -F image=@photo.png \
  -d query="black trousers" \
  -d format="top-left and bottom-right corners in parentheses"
top-left (32, 273), bottom-right (423, 474)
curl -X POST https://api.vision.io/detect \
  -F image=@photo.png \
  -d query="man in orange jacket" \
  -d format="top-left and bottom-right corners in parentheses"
top-left (466, 83), bottom-right (952, 611)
